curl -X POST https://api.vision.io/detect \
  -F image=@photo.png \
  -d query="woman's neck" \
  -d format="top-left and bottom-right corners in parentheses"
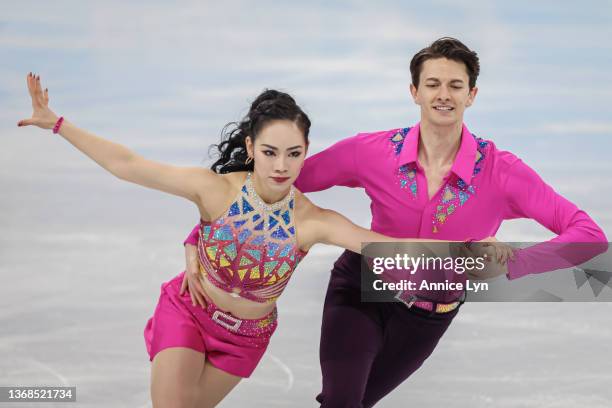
top-left (250, 172), bottom-right (290, 204)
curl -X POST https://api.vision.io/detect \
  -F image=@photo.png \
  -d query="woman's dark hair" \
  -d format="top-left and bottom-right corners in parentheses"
top-left (210, 89), bottom-right (311, 174)
top-left (410, 37), bottom-right (480, 89)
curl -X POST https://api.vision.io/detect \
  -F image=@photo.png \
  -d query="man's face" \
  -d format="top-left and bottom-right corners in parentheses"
top-left (410, 57), bottom-right (477, 128)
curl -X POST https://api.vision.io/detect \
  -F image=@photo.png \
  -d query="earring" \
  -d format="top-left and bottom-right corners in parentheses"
top-left (245, 156), bottom-right (253, 165)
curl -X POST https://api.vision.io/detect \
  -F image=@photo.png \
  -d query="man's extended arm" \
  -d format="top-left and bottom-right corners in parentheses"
top-left (503, 158), bottom-right (608, 279)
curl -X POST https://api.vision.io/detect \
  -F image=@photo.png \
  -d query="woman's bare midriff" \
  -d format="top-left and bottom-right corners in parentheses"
top-left (198, 273), bottom-right (277, 319)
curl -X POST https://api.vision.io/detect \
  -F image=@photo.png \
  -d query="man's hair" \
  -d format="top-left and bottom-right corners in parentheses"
top-left (410, 37), bottom-right (480, 89)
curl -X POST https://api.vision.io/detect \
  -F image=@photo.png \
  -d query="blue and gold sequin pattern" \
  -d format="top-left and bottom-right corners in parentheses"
top-left (431, 136), bottom-right (488, 233)
top-left (390, 127), bottom-right (418, 198)
top-left (197, 173), bottom-right (306, 303)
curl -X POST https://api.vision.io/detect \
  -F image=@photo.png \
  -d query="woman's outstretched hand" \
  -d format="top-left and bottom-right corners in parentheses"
top-left (17, 73), bottom-right (59, 130)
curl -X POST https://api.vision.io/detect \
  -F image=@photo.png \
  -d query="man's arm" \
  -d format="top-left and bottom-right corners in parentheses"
top-left (502, 158), bottom-right (608, 279)
top-left (294, 134), bottom-right (363, 193)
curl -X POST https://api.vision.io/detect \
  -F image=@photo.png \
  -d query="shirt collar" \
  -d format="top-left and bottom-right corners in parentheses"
top-left (398, 122), bottom-right (477, 185)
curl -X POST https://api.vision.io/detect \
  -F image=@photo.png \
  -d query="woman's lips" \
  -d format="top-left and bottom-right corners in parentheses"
top-left (271, 177), bottom-right (290, 183)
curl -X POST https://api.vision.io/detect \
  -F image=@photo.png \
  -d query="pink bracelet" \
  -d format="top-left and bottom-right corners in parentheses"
top-left (52, 116), bottom-right (64, 134)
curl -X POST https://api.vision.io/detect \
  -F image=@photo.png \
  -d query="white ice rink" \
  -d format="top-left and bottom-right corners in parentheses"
top-left (2, 216), bottom-right (612, 407)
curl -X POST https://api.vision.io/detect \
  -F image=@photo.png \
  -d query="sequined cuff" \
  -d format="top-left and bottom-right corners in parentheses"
top-left (506, 248), bottom-right (527, 280)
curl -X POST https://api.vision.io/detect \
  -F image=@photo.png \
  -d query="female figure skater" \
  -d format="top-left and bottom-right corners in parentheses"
top-left (18, 73), bottom-right (507, 407)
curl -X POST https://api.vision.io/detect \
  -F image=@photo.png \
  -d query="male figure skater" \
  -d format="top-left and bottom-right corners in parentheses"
top-left (183, 37), bottom-right (606, 406)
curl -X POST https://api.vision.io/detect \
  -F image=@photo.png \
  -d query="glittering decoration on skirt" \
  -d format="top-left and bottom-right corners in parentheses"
top-left (431, 136), bottom-right (488, 233)
top-left (197, 173), bottom-right (306, 303)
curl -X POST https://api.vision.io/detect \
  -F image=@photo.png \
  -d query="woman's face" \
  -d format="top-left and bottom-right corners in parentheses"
top-left (246, 119), bottom-right (307, 196)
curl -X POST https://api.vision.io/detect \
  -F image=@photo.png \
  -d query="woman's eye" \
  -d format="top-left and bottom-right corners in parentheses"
top-left (290, 151), bottom-right (301, 158)
top-left (426, 84), bottom-right (437, 88)
top-left (263, 150), bottom-right (275, 156)
top-left (452, 86), bottom-right (462, 89)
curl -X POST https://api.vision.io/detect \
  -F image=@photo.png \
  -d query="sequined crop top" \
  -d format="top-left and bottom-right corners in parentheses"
top-left (197, 173), bottom-right (307, 303)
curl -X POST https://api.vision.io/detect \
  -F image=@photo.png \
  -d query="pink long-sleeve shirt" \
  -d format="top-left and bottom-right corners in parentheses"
top-left (186, 123), bottom-right (607, 280)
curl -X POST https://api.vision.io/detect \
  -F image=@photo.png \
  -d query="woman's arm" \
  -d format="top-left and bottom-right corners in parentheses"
top-left (302, 206), bottom-right (444, 253)
top-left (295, 192), bottom-right (450, 254)
top-left (17, 73), bottom-right (223, 205)
top-left (299, 201), bottom-right (512, 267)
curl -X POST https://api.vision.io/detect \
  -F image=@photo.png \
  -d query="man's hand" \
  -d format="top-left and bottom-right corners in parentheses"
top-left (466, 237), bottom-right (515, 280)
top-left (180, 244), bottom-right (208, 307)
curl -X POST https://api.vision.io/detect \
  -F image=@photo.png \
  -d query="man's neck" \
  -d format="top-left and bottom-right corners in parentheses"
top-left (418, 120), bottom-right (463, 169)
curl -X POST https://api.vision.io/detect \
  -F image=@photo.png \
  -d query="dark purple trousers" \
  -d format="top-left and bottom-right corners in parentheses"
top-left (316, 250), bottom-right (459, 407)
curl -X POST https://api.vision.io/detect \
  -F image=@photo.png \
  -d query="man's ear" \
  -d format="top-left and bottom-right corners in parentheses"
top-left (466, 86), bottom-right (478, 107)
top-left (409, 83), bottom-right (419, 105)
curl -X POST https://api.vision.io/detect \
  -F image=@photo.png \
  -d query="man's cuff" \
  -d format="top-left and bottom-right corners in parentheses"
top-left (506, 248), bottom-right (528, 280)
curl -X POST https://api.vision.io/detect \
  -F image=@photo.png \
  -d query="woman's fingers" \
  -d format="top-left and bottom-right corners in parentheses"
top-left (17, 118), bottom-right (34, 127)
top-left (26, 73), bottom-right (44, 109)
top-left (503, 246), bottom-right (512, 264)
top-left (188, 276), bottom-right (204, 307)
top-left (496, 245), bottom-right (504, 263)
top-left (21, 73), bottom-right (59, 130)
top-left (489, 243), bottom-right (514, 264)
top-left (189, 274), bottom-right (207, 307)
top-left (34, 75), bottom-right (45, 105)
top-left (487, 243), bottom-right (499, 262)
top-left (482, 242), bottom-right (501, 263)
top-left (183, 262), bottom-right (208, 308)
top-left (193, 289), bottom-right (206, 308)
top-left (499, 245), bottom-right (507, 264)
top-left (27, 72), bottom-right (36, 98)
top-left (180, 272), bottom-right (188, 295)
top-left (179, 272), bottom-right (199, 306)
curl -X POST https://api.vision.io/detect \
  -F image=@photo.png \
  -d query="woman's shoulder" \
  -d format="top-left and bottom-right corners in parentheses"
top-left (198, 171), bottom-right (246, 221)
top-left (292, 189), bottom-right (324, 251)
top-left (293, 189), bottom-right (324, 222)
top-left (220, 171), bottom-right (248, 188)
top-left (293, 188), bottom-right (313, 209)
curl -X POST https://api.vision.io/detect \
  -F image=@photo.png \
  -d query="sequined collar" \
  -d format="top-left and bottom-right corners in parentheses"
top-left (245, 172), bottom-right (295, 213)
top-left (397, 123), bottom-right (477, 186)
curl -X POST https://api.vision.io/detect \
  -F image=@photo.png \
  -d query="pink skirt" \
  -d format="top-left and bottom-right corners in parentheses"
top-left (144, 272), bottom-right (277, 378)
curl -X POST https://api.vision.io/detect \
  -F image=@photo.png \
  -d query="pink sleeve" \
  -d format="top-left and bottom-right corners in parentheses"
top-left (183, 224), bottom-right (200, 246)
top-left (502, 159), bottom-right (608, 279)
top-left (294, 134), bottom-right (362, 193)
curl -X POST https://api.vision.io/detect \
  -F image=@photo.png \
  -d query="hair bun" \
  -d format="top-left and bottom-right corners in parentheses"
top-left (251, 89), bottom-right (295, 113)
